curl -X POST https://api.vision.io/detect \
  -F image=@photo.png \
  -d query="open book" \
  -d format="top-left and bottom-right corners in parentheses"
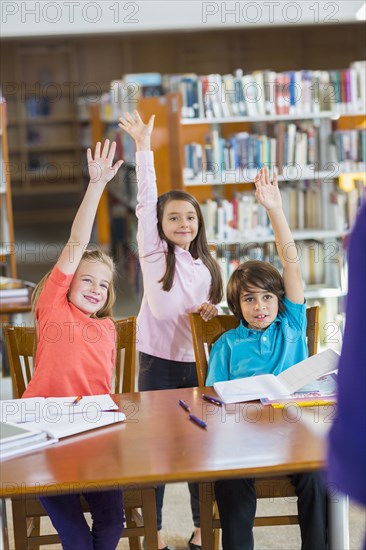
top-left (1, 394), bottom-right (118, 424)
top-left (0, 395), bottom-right (125, 459)
top-left (213, 348), bottom-right (340, 404)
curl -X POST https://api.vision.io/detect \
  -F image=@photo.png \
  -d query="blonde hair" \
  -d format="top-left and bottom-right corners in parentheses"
top-left (32, 249), bottom-right (116, 318)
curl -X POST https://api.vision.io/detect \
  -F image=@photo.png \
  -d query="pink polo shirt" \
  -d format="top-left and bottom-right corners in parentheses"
top-left (135, 151), bottom-right (212, 362)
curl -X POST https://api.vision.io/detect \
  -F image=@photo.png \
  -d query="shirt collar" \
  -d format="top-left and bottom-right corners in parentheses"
top-left (238, 316), bottom-right (281, 337)
top-left (174, 245), bottom-right (203, 264)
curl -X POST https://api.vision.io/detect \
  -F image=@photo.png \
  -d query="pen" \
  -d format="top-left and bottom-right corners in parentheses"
top-left (189, 414), bottom-right (207, 429)
top-left (72, 395), bottom-right (83, 406)
top-left (202, 393), bottom-right (223, 407)
top-left (179, 399), bottom-right (191, 412)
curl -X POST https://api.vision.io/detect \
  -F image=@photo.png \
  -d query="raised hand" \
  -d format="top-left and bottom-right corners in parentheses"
top-left (118, 110), bottom-right (155, 150)
top-left (87, 139), bottom-right (123, 186)
top-left (254, 167), bottom-right (282, 211)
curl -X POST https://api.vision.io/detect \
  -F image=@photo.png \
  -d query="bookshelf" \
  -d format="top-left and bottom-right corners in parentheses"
top-left (6, 45), bottom-right (83, 223)
top-left (0, 98), bottom-right (17, 278)
top-left (164, 83), bottom-right (365, 347)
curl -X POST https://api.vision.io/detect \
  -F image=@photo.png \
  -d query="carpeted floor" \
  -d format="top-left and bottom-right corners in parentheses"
top-left (5, 484), bottom-right (366, 549)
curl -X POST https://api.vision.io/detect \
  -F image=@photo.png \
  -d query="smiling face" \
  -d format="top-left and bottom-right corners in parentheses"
top-left (161, 199), bottom-right (199, 250)
top-left (68, 259), bottom-right (113, 317)
top-left (240, 286), bottom-right (279, 330)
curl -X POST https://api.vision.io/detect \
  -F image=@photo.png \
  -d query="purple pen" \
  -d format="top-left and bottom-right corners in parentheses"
top-left (179, 399), bottom-right (191, 412)
top-left (189, 414), bottom-right (207, 429)
top-left (202, 394), bottom-right (223, 407)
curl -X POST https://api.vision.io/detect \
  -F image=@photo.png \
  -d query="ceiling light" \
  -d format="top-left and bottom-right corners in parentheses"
top-left (356, 3), bottom-right (366, 20)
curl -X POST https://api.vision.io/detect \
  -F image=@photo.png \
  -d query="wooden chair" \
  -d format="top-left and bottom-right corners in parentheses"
top-left (4, 318), bottom-right (157, 550)
top-left (189, 306), bottom-right (319, 549)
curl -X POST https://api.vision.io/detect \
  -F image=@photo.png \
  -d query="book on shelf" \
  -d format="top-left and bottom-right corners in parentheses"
top-left (0, 420), bottom-right (57, 460)
top-left (213, 348), bottom-right (339, 405)
top-left (162, 62), bottom-right (366, 120)
top-left (260, 371), bottom-right (338, 407)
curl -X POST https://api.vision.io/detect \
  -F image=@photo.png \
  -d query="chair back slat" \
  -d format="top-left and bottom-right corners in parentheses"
top-left (4, 325), bottom-right (36, 398)
top-left (114, 317), bottom-right (137, 394)
top-left (190, 314), bottom-right (239, 386)
top-left (306, 306), bottom-right (319, 357)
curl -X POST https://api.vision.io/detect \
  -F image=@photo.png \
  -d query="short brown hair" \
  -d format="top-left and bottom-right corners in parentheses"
top-left (227, 260), bottom-right (285, 321)
top-left (32, 249), bottom-right (116, 319)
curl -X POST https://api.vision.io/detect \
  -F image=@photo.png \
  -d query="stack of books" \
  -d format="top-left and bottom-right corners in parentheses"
top-left (0, 277), bottom-right (34, 302)
top-left (0, 421), bottom-right (57, 460)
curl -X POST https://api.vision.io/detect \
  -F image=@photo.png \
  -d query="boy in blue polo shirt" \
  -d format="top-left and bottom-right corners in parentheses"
top-left (206, 167), bottom-right (327, 550)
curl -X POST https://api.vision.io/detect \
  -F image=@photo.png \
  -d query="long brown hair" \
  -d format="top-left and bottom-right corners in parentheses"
top-left (156, 190), bottom-right (223, 304)
top-left (227, 260), bottom-right (285, 321)
top-left (32, 250), bottom-right (116, 318)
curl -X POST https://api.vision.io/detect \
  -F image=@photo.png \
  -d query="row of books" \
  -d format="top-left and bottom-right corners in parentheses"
top-left (184, 125), bottom-right (366, 179)
top-left (162, 62), bottom-right (366, 119)
top-left (200, 181), bottom-right (363, 241)
top-left (98, 73), bottom-right (163, 122)
top-left (332, 129), bottom-right (366, 163)
top-left (214, 239), bottom-right (346, 293)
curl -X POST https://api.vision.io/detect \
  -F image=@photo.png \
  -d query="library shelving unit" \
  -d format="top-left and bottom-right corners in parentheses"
top-left (6, 45), bottom-right (83, 223)
top-left (166, 91), bottom-right (366, 347)
top-left (0, 98), bottom-right (17, 278)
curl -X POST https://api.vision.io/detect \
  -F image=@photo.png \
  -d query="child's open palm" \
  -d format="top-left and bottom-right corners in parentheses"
top-left (254, 167), bottom-right (282, 211)
top-left (87, 139), bottom-right (123, 186)
top-left (118, 110), bottom-right (155, 145)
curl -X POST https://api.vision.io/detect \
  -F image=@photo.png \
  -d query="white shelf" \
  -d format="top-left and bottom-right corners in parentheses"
top-left (207, 230), bottom-right (346, 245)
top-left (305, 287), bottom-right (347, 299)
top-left (219, 285), bottom-right (347, 310)
top-left (181, 111), bottom-right (366, 125)
top-left (184, 164), bottom-right (366, 186)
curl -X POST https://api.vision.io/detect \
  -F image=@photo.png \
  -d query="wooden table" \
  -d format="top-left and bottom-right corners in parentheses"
top-left (0, 387), bottom-right (347, 549)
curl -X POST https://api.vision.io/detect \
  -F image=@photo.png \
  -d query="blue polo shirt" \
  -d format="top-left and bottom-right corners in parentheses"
top-left (206, 297), bottom-right (308, 385)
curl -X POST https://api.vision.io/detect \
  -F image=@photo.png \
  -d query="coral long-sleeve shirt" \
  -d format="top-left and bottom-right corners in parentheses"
top-left (23, 266), bottom-right (116, 398)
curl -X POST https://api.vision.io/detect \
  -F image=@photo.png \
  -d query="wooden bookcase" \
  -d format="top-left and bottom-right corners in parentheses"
top-left (0, 98), bottom-right (17, 278)
top-left (6, 44), bottom-right (83, 223)
top-left (165, 92), bottom-right (366, 346)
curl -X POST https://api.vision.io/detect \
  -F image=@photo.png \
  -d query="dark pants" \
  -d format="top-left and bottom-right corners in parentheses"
top-left (215, 473), bottom-right (327, 550)
top-left (139, 352), bottom-right (200, 531)
top-left (40, 490), bottom-right (124, 550)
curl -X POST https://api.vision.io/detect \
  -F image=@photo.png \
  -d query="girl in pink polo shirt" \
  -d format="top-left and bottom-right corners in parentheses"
top-left (119, 111), bottom-right (223, 550)
top-left (23, 140), bottom-right (125, 550)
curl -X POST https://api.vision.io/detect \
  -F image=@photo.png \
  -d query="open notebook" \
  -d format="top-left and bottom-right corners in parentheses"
top-left (213, 348), bottom-right (340, 404)
top-left (0, 395), bottom-right (125, 460)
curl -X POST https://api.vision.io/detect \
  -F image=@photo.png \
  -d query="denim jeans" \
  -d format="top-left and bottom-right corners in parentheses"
top-left (215, 472), bottom-right (328, 550)
top-left (139, 352), bottom-right (200, 531)
top-left (40, 490), bottom-right (124, 550)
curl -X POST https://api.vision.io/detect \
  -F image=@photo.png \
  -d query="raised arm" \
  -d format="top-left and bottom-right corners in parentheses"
top-left (56, 140), bottom-right (123, 275)
top-left (118, 110), bottom-right (155, 151)
top-left (255, 167), bottom-right (304, 304)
